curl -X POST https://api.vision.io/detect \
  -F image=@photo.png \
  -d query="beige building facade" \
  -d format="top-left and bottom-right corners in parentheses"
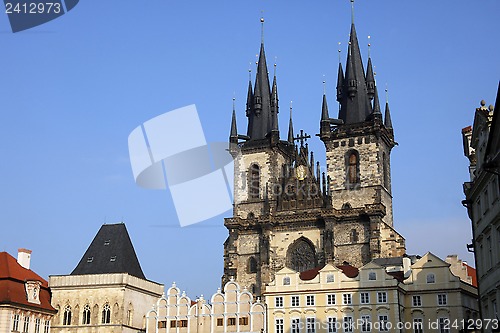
top-left (49, 223), bottom-right (164, 333)
top-left (145, 279), bottom-right (266, 333)
top-left (264, 252), bottom-right (479, 333)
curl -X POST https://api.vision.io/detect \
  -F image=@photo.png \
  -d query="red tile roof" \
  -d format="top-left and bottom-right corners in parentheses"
top-left (0, 252), bottom-right (56, 313)
top-left (336, 265), bottom-right (359, 278)
top-left (299, 266), bottom-right (324, 281)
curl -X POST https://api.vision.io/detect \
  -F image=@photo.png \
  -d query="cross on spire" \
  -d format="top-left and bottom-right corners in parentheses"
top-left (294, 129), bottom-right (311, 147)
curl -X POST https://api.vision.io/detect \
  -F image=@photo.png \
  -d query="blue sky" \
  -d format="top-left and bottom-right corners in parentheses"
top-left (0, 1), bottom-right (498, 298)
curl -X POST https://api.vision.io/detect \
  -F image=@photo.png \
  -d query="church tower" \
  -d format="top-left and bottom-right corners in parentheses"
top-left (223, 11), bottom-right (405, 296)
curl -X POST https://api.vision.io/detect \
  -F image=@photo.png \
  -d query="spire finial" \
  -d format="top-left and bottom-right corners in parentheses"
top-left (350, 0), bottom-right (355, 24)
top-left (274, 56), bottom-right (277, 76)
top-left (323, 76), bottom-right (326, 95)
top-left (248, 65), bottom-right (252, 81)
top-left (338, 42), bottom-right (341, 63)
top-left (367, 35), bottom-right (371, 58)
top-left (260, 15), bottom-right (265, 44)
top-left (385, 84), bottom-right (389, 103)
top-left (232, 95), bottom-right (236, 111)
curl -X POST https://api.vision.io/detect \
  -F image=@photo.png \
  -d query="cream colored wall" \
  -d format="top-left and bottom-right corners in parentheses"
top-left (49, 273), bottom-right (163, 333)
top-left (0, 306), bottom-right (53, 333)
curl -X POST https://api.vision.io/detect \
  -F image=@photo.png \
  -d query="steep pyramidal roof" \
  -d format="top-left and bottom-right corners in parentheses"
top-left (337, 24), bottom-right (372, 124)
top-left (71, 223), bottom-right (146, 279)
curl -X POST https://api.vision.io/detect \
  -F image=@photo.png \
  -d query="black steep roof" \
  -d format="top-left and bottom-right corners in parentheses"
top-left (71, 223), bottom-right (146, 279)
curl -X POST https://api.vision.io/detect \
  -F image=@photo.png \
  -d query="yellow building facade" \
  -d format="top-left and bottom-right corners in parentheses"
top-left (264, 253), bottom-right (479, 333)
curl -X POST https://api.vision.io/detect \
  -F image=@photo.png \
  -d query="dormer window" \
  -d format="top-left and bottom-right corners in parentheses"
top-left (104, 240), bottom-right (110, 246)
top-left (110, 256), bottom-right (117, 262)
top-left (87, 257), bottom-right (93, 263)
top-left (25, 281), bottom-right (41, 304)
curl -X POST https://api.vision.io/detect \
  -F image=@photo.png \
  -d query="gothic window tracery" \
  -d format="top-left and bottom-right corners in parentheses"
top-left (286, 237), bottom-right (317, 272)
top-left (63, 306), bottom-right (72, 326)
top-left (101, 304), bottom-right (111, 324)
top-left (82, 305), bottom-right (91, 325)
top-left (249, 164), bottom-right (260, 199)
top-left (346, 150), bottom-right (360, 186)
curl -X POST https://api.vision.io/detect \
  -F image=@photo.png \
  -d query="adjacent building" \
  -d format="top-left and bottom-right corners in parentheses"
top-left (49, 223), bottom-right (164, 333)
top-left (0, 249), bottom-right (57, 333)
top-left (462, 85), bottom-right (500, 324)
top-left (264, 252), bottom-right (479, 333)
top-left (145, 279), bottom-right (266, 333)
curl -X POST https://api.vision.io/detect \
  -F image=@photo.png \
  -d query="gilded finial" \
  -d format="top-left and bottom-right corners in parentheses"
top-left (260, 14), bottom-right (265, 44)
top-left (274, 56), bottom-right (277, 76)
top-left (385, 84), bottom-right (389, 103)
top-left (338, 42), bottom-right (341, 63)
top-left (232, 95), bottom-right (236, 111)
top-left (368, 35), bottom-right (371, 58)
top-left (323, 76), bottom-right (326, 95)
top-left (350, 0), bottom-right (355, 25)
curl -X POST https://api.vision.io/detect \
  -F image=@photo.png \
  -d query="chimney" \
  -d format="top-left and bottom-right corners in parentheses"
top-left (17, 248), bottom-right (32, 270)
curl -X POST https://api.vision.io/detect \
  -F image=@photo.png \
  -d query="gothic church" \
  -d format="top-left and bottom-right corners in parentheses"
top-left (223, 12), bottom-right (406, 296)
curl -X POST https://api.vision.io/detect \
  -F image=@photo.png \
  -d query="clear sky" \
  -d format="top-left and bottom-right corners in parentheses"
top-left (0, 1), bottom-right (499, 299)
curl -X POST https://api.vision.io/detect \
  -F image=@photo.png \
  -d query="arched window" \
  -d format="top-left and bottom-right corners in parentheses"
top-left (249, 164), bottom-right (260, 199)
top-left (63, 306), bottom-right (72, 326)
top-left (286, 237), bottom-right (317, 272)
top-left (346, 151), bottom-right (360, 186)
top-left (350, 229), bottom-right (359, 243)
top-left (248, 257), bottom-right (257, 273)
top-left (283, 277), bottom-right (291, 286)
top-left (101, 304), bottom-right (111, 324)
top-left (82, 305), bottom-right (91, 325)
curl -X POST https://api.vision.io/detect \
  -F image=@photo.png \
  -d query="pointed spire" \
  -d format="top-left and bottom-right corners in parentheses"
top-left (372, 86), bottom-right (382, 118)
top-left (251, 40), bottom-right (272, 139)
top-left (245, 72), bottom-right (254, 137)
top-left (271, 62), bottom-right (279, 132)
top-left (384, 87), bottom-right (393, 129)
top-left (322, 93), bottom-right (330, 121)
top-left (338, 21), bottom-right (372, 124)
top-left (336, 62), bottom-right (344, 102)
top-left (366, 57), bottom-right (375, 100)
top-left (230, 98), bottom-right (238, 140)
top-left (288, 101), bottom-right (294, 144)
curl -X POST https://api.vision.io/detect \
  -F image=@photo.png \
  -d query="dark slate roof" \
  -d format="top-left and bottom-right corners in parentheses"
top-left (485, 82), bottom-right (500, 166)
top-left (71, 223), bottom-right (146, 279)
top-left (372, 257), bottom-right (404, 267)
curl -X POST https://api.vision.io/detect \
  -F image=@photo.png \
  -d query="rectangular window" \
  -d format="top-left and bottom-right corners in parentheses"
top-left (292, 296), bottom-right (300, 307)
top-left (291, 318), bottom-right (300, 333)
top-left (239, 317), bottom-right (248, 326)
top-left (328, 317), bottom-right (337, 333)
top-left (412, 295), bottom-right (422, 307)
top-left (492, 177), bottom-right (499, 201)
top-left (216, 318), bottom-right (223, 326)
top-left (439, 318), bottom-right (450, 333)
top-left (35, 318), bottom-right (41, 333)
top-left (275, 296), bottom-right (284, 308)
top-left (170, 320), bottom-right (176, 328)
top-left (23, 316), bottom-right (30, 333)
top-left (306, 295), bottom-right (315, 306)
top-left (360, 292), bottom-right (370, 304)
top-left (306, 317), bottom-right (316, 333)
top-left (327, 294), bottom-right (336, 305)
top-left (158, 321), bottom-right (167, 328)
top-left (488, 236), bottom-right (493, 269)
top-left (327, 274), bottom-right (335, 282)
top-left (343, 293), bottom-right (352, 305)
top-left (276, 318), bottom-right (284, 333)
top-left (368, 272), bottom-right (376, 280)
top-left (179, 320), bottom-right (188, 327)
top-left (413, 318), bottom-right (423, 333)
top-left (361, 315), bottom-right (371, 332)
top-left (378, 315), bottom-right (389, 332)
top-left (484, 189), bottom-right (490, 211)
top-left (377, 292), bottom-right (387, 303)
top-left (343, 316), bottom-right (353, 333)
top-left (43, 321), bottom-right (49, 333)
top-left (227, 318), bottom-right (236, 326)
top-left (437, 294), bottom-right (447, 306)
top-left (13, 314), bottom-right (20, 332)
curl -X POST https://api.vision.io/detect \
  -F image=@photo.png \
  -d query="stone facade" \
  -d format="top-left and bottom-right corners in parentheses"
top-left (49, 273), bottom-right (163, 333)
top-left (223, 17), bottom-right (405, 296)
top-left (462, 95), bottom-right (500, 327)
